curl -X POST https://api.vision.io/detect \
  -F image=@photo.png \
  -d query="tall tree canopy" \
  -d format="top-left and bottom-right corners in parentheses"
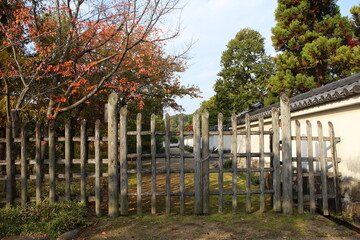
top-left (0, 0), bottom-right (200, 122)
top-left (206, 28), bottom-right (274, 122)
top-left (268, 0), bottom-right (360, 100)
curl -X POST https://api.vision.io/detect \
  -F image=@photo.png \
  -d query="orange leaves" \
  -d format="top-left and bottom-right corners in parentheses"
top-left (84, 61), bottom-right (99, 71)
top-left (51, 95), bottom-right (67, 104)
top-left (0, 0), bottom-right (196, 119)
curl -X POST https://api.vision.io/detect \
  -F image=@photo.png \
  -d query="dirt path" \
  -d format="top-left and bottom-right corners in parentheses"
top-left (76, 212), bottom-right (359, 240)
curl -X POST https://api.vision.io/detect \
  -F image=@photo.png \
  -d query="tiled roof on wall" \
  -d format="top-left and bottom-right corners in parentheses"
top-left (237, 73), bottom-right (360, 124)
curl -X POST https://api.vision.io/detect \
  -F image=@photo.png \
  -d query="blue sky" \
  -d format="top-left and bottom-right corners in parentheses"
top-left (164, 0), bottom-right (359, 115)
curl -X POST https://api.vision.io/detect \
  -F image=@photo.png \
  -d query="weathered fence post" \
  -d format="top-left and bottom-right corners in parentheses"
top-left (48, 119), bottom-right (56, 203)
top-left (0, 127), bottom-right (6, 177)
top-left (151, 114), bottom-right (157, 215)
top-left (259, 115), bottom-right (265, 213)
top-left (119, 107), bottom-right (128, 215)
top-left (108, 93), bottom-right (119, 217)
top-left (329, 122), bottom-right (341, 213)
top-left (6, 121), bottom-right (14, 205)
top-left (179, 114), bottom-right (185, 215)
top-left (65, 120), bottom-right (72, 201)
top-left (21, 121), bottom-right (28, 205)
top-left (231, 113), bottom-right (238, 212)
top-left (80, 119), bottom-right (88, 204)
top-left (295, 120), bottom-right (303, 213)
top-left (136, 113), bottom-right (142, 216)
top-left (165, 113), bottom-right (171, 214)
top-left (280, 92), bottom-right (293, 214)
top-left (306, 120), bottom-right (316, 214)
top-left (35, 121), bottom-right (42, 204)
top-left (245, 114), bottom-right (251, 213)
top-left (95, 119), bottom-right (102, 217)
top-left (318, 121), bottom-right (329, 215)
top-left (193, 111), bottom-right (202, 214)
top-left (218, 113), bottom-right (224, 213)
top-left (272, 108), bottom-right (281, 212)
top-left (201, 109), bottom-right (210, 214)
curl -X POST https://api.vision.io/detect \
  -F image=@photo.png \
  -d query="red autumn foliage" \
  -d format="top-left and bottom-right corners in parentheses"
top-left (0, 0), bottom-right (200, 121)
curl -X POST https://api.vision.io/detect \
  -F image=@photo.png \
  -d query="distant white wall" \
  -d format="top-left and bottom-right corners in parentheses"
top-left (209, 135), bottom-right (232, 151)
top-left (184, 135), bottom-right (231, 151)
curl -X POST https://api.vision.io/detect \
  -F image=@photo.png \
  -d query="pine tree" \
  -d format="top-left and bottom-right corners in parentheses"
top-left (268, 0), bottom-right (360, 100)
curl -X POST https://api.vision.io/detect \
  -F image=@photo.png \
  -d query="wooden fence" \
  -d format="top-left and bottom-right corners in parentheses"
top-left (0, 93), bottom-right (340, 216)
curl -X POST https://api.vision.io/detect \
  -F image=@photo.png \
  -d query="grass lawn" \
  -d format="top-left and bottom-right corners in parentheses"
top-left (76, 212), bottom-right (358, 240)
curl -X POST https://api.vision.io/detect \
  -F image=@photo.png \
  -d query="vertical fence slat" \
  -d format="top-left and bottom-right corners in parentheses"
top-left (259, 116), bottom-right (265, 213)
top-left (202, 109), bottom-right (210, 214)
top-left (151, 114), bottom-right (157, 215)
top-left (120, 107), bottom-right (128, 216)
top-left (80, 119), bottom-right (87, 204)
top-left (231, 114), bottom-right (237, 212)
top-left (194, 111), bottom-right (202, 214)
top-left (20, 122), bottom-right (28, 205)
top-left (280, 92), bottom-right (293, 214)
top-left (306, 120), bottom-right (316, 214)
top-left (108, 93), bottom-right (119, 217)
top-left (6, 121), bottom-right (14, 205)
top-left (245, 114), bottom-right (251, 213)
top-left (35, 121), bottom-right (42, 204)
top-left (165, 113), bottom-right (171, 214)
top-left (65, 121), bottom-right (72, 201)
top-left (179, 114), bottom-right (185, 215)
top-left (48, 119), bottom-right (56, 203)
top-left (271, 108), bottom-right (281, 212)
top-left (218, 113), bottom-right (224, 213)
top-left (329, 121), bottom-right (341, 213)
top-left (95, 119), bottom-right (102, 217)
top-left (318, 121), bottom-right (329, 215)
top-left (136, 113), bottom-right (142, 216)
top-left (295, 120), bottom-right (303, 214)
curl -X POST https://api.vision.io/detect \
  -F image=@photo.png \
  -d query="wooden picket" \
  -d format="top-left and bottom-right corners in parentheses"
top-left (291, 120), bottom-right (341, 215)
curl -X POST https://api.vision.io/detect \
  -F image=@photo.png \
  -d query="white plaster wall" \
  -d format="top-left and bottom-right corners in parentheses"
top-left (234, 96), bottom-right (360, 181)
top-left (291, 97), bottom-right (360, 181)
top-left (184, 137), bottom-right (193, 147)
top-left (209, 135), bottom-right (232, 151)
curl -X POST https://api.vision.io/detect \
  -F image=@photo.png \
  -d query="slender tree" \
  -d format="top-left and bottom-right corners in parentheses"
top-left (211, 28), bottom-right (274, 121)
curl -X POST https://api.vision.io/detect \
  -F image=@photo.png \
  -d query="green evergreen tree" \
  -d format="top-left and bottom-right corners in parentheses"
top-left (199, 96), bottom-right (219, 126)
top-left (268, 0), bottom-right (360, 101)
top-left (350, 4), bottom-right (360, 39)
top-left (211, 28), bottom-right (275, 121)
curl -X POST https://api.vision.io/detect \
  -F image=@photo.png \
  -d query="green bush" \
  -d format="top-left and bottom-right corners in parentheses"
top-left (184, 145), bottom-right (193, 153)
top-left (0, 201), bottom-right (86, 239)
top-left (223, 158), bottom-right (233, 169)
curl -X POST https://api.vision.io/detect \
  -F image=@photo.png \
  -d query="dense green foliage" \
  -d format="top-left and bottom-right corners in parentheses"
top-left (199, 96), bottom-right (218, 126)
top-left (350, 4), bottom-right (360, 39)
top-left (201, 28), bottom-right (274, 123)
top-left (268, 0), bottom-right (360, 102)
top-left (0, 201), bottom-right (86, 239)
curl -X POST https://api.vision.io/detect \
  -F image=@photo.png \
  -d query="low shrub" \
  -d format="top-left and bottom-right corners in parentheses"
top-left (0, 201), bottom-right (86, 239)
top-left (223, 158), bottom-right (233, 169)
top-left (184, 145), bottom-right (193, 153)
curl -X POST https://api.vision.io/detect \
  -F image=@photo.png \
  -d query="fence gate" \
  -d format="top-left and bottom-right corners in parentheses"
top-left (0, 93), bottom-right (341, 216)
